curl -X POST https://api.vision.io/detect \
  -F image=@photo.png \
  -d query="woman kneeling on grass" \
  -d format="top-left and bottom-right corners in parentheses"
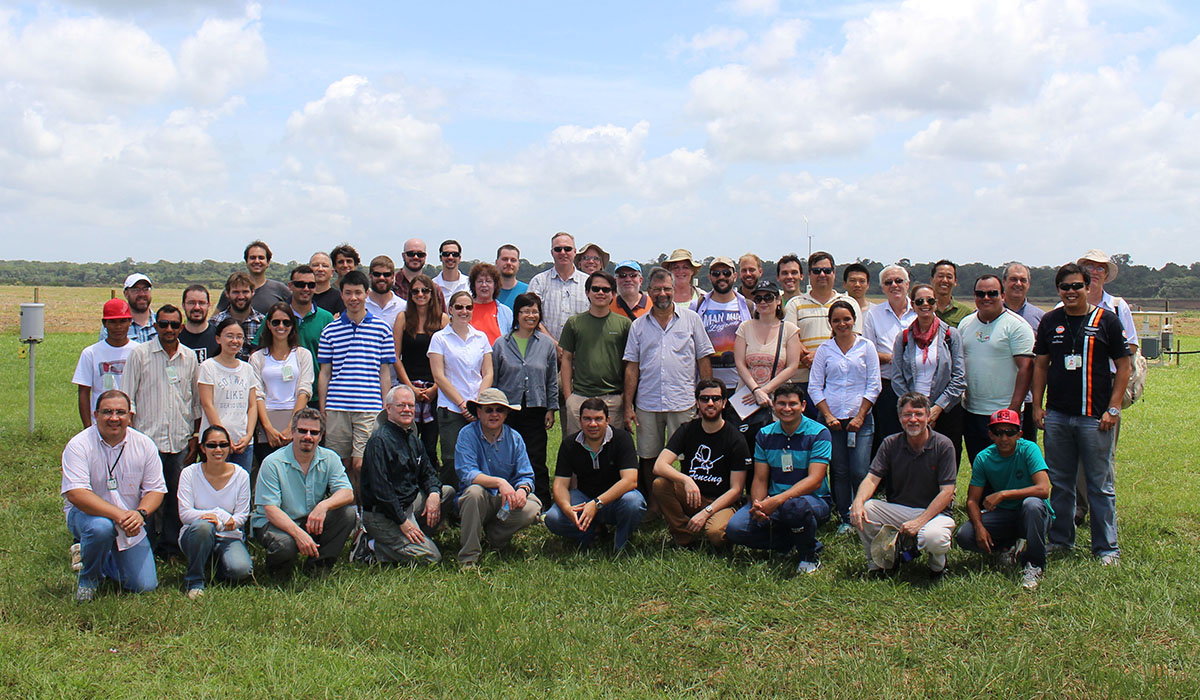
top-left (178, 426), bottom-right (253, 600)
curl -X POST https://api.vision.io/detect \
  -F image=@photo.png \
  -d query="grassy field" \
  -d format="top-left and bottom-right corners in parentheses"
top-left (0, 307), bottom-right (1198, 696)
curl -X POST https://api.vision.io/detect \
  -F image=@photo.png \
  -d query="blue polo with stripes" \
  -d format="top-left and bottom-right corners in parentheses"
top-left (753, 417), bottom-right (832, 499)
top-left (317, 311), bottom-right (396, 412)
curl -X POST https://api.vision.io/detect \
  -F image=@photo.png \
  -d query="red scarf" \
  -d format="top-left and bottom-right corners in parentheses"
top-left (909, 316), bottom-right (941, 363)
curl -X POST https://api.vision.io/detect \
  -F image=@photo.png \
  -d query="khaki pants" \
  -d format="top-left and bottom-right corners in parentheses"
top-left (457, 484), bottom-right (542, 564)
top-left (651, 477), bottom-right (736, 547)
top-left (856, 500), bottom-right (954, 572)
top-left (562, 393), bottom-right (625, 437)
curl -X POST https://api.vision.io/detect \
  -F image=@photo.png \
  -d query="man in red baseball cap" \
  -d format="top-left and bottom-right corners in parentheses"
top-left (954, 407), bottom-right (1052, 590)
top-left (72, 299), bottom-right (139, 428)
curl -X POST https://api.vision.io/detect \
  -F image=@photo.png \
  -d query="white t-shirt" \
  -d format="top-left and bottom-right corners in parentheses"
top-left (72, 339), bottom-right (139, 411)
top-left (959, 310), bottom-right (1035, 415)
top-left (197, 359), bottom-right (256, 442)
top-left (365, 293), bottom-right (408, 331)
top-left (257, 349), bottom-right (304, 410)
top-left (433, 272), bottom-right (470, 309)
top-left (177, 463), bottom-right (251, 542)
top-left (913, 340), bottom-right (938, 397)
top-left (427, 325), bottom-right (492, 413)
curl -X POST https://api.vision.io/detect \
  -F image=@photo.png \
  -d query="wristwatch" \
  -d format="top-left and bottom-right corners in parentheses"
top-left (136, 508), bottom-right (149, 521)
top-left (703, 505), bottom-right (714, 514)
top-left (1107, 406), bottom-right (1121, 417)
top-left (593, 497), bottom-right (605, 510)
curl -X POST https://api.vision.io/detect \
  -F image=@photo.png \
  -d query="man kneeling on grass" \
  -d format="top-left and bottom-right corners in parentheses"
top-left (544, 398), bottom-right (645, 552)
top-left (725, 384), bottom-right (833, 574)
top-left (253, 408), bottom-right (356, 576)
top-left (651, 378), bottom-right (748, 548)
top-left (955, 408), bottom-right (1052, 590)
top-left (851, 392), bottom-right (957, 581)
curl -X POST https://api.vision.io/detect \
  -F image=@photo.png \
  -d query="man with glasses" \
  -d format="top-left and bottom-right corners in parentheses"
top-left (61, 390), bottom-right (167, 602)
top-left (217, 240), bottom-right (291, 314)
top-left (254, 408), bottom-right (356, 576)
top-left (211, 272), bottom-right (264, 361)
top-left (453, 389), bottom-right (542, 567)
top-left (365, 255), bottom-right (408, 330)
top-left (691, 255), bottom-right (751, 394)
top-left (179, 284), bottom-right (219, 362)
top-left (863, 265), bottom-right (917, 447)
top-left (357, 386), bottom-right (451, 566)
top-left (102, 273), bottom-right (157, 343)
top-left (309, 251), bottom-right (345, 315)
top-left (528, 231), bottom-right (590, 341)
top-left (955, 408), bottom-right (1052, 590)
top-left (394, 238), bottom-right (442, 308)
top-left (611, 260), bottom-right (649, 320)
top-left (776, 254), bottom-right (804, 304)
top-left (1032, 263), bottom-right (1130, 566)
top-left (123, 304), bottom-right (200, 559)
top-left (1002, 262), bottom-right (1045, 442)
top-left (784, 251), bottom-right (862, 407)
top-left (931, 260), bottom-right (971, 327)
top-left (495, 244), bottom-right (528, 309)
top-left (74, 299), bottom-right (140, 429)
top-left (959, 274), bottom-right (1034, 465)
top-left (433, 239), bottom-right (470, 306)
top-left (559, 271), bottom-right (631, 435)
top-left (651, 379), bottom-right (749, 548)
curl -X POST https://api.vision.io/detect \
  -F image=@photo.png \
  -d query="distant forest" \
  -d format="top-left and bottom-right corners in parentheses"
top-left (1, 253), bottom-right (1198, 300)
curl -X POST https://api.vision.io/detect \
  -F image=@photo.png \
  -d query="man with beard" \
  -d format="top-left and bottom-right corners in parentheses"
top-left (433, 240), bottom-right (470, 306)
top-left (123, 304), bottom-right (200, 559)
top-left (394, 238), bottom-right (443, 309)
top-left (495, 244), bottom-right (528, 309)
top-left (216, 240), bottom-right (291, 314)
top-left (102, 273), bottom-right (156, 344)
top-left (365, 255), bottom-right (408, 330)
top-left (690, 255), bottom-right (750, 394)
top-left (211, 272), bottom-right (264, 361)
top-left (738, 253), bottom-right (764, 300)
top-left (179, 284), bottom-right (218, 362)
top-left (74, 299), bottom-right (139, 428)
top-left (309, 251), bottom-right (345, 316)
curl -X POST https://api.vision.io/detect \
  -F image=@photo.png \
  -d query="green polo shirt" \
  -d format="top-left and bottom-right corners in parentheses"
top-left (936, 297), bottom-right (972, 327)
top-left (252, 444), bottom-right (352, 531)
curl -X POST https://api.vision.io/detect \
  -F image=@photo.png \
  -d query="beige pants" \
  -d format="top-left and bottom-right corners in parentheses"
top-left (456, 484), bottom-right (542, 564)
top-left (562, 393), bottom-right (625, 437)
top-left (856, 500), bottom-right (954, 572)
top-left (651, 477), bottom-right (736, 547)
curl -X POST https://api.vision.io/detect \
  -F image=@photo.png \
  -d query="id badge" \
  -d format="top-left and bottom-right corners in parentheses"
top-left (106, 477), bottom-right (118, 491)
top-left (165, 365), bottom-right (180, 384)
top-left (281, 365), bottom-right (295, 382)
top-left (102, 373), bottom-right (116, 390)
top-left (1064, 354), bottom-right (1082, 371)
top-left (780, 452), bottom-right (793, 473)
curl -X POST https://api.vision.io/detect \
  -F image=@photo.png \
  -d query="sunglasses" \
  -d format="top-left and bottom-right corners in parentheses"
top-left (753, 295), bottom-right (777, 304)
top-left (1058, 282), bottom-right (1086, 291)
top-left (291, 280), bottom-right (316, 289)
top-left (710, 269), bottom-right (734, 278)
top-left (989, 428), bottom-right (1020, 437)
top-left (616, 272), bottom-right (640, 279)
top-left (810, 267), bottom-right (834, 275)
top-left (478, 405), bottom-right (507, 414)
top-left (410, 287), bottom-right (431, 295)
top-left (370, 270), bottom-right (394, 277)
top-left (295, 427), bottom-right (321, 436)
top-left (589, 286), bottom-right (613, 294)
top-left (440, 251), bottom-right (461, 258)
top-left (552, 246), bottom-right (574, 253)
top-left (156, 320), bottom-right (182, 329)
top-left (974, 289), bottom-right (1001, 298)
top-left (203, 441), bottom-right (230, 449)
top-left (882, 278), bottom-right (906, 286)
top-left (452, 304), bottom-right (473, 311)
top-left (913, 297), bottom-right (936, 306)
top-left (270, 318), bottom-right (294, 327)
top-left (580, 255), bottom-right (602, 263)
top-left (697, 394), bottom-right (723, 404)
top-left (404, 251), bottom-right (427, 258)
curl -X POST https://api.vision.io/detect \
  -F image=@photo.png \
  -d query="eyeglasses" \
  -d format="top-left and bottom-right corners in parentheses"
top-left (478, 405), bottom-right (507, 414)
top-left (452, 304), bottom-right (473, 311)
top-left (899, 411), bottom-right (926, 420)
top-left (404, 251), bottom-right (427, 258)
top-left (709, 269), bottom-right (733, 278)
top-left (882, 278), bottom-right (906, 286)
top-left (580, 255), bottom-right (602, 263)
top-left (753, 295), bottom-right (777, 304)
top-left (270, 318), bottom-right (294, 328)
top-left (912, 297), bottom-right (936, 306)
top-left (1058, 282), bottom-right (1086, 291)
top-left (291, 280), bottom-right (316, 289)
top-left (552, 246), bottom-right (574, 253)
top-left (370, 270), bottom-right (394, 278)
top-left (440, 251), bottom-right (461, 259)
top-left (390, 401), bottom-right (415, 409)
top-left (697, 394), bottom-right (723, 404)
top-left (649, 287), bottom-right (673, 295)
top-left (589, 287), bottom-right (613, 294)
top-left (974, 289), bottom-right (1001, 298)
top-left (97, 408), bottom-right (129, 417)
top-left (203, 441), bottom-right (230, 449)
top-left (410, 288), bottom-right (431, 296)
top-left (810, 267), bottom-right (834, 275)
top-left (156, 320), bottom-right (182, 329)
top-left (989, 428), bottom-right (1020, 437)
top-left (295, 427), bottom-right (321, 436)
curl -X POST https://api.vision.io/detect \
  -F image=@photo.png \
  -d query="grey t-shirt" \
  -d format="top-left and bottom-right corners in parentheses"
top-left (868, 431), bottom-right (957, 515)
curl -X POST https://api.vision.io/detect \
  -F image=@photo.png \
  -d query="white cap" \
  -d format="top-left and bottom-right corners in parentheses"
top-left (123, 273), bottom-right (152, 288)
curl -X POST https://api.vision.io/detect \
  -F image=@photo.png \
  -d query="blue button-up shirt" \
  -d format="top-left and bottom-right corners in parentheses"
top-left (622, 307), bottom-right (715, 412)
top-left (454, 422), bottom-right (534, 498)
top-left (252, 444), bottom-right (352, 531)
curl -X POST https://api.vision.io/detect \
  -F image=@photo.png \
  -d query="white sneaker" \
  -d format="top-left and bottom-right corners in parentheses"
top-left (836, 523), bottom-right (854, 536)
top-left (796, 560), bottom-right (821, 574)
top-left (187, 587), bottom-right (205, 601)
top-left (1099, 553), bottom-right (1120, 566)
top-left (1021, 565), bottom-right (1043, 590)
top-left (69, 543), bottom-right (82, 572)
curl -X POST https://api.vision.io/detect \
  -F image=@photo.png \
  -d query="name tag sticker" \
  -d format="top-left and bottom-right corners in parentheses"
top-left (780, 452), bottom-right (793, 473)
top-left (102, 373), bottom-right (116, 390)
top-left (106, 477), bottom-right (118, 491)
top-left (1064, 354), bottom-right (1082, 371)
top-left (166, 366), bottom-right (180, 384)
top-left (281, 365), bottom-right (295, 382)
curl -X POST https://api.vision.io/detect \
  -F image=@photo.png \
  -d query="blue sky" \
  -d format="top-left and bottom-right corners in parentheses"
top-left (2, 0), bottom-right (1199, 268)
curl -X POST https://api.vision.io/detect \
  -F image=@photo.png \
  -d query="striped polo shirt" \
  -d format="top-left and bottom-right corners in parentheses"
top-left (753, 417), bottom-right (832, 499)
top-left (317, 311), bottom-right (396, 412)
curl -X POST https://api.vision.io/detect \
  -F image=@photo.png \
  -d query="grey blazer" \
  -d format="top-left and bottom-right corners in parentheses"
top-left (891, 323), bottom-right (966, 410)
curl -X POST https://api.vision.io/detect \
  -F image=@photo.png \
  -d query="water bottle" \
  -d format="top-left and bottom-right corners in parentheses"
top-left (497, 501), bottom-right (511, 522)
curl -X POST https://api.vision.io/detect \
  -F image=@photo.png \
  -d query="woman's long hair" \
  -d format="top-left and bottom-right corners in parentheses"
top-left (403, 274), bottom-right (446, 336)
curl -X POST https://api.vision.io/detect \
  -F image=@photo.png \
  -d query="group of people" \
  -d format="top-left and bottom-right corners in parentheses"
top-left (63, 234), bottom-right (1137, 601)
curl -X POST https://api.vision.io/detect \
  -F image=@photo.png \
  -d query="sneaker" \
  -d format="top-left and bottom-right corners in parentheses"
top-left (836, 523), bottom-right (854, 536)
top-left (1021, 565), bottom-right (1043, 590)
top-left (74, 585), bottom-right (96, 603)
top-left (928, 567), bottom-right (946, 583)
top-left (1099, 553), bottom-right (1120, 566)
top-left (187, 587), bottom-right (205, 601)
top-left (1002, 539), bottom-right (1027, 567)
top-left (69, 543), bottom-right (82, 572)
top-left (349, 528), bottom-right (375, 565)
top-left (796, 560), bottom-right (821, 574)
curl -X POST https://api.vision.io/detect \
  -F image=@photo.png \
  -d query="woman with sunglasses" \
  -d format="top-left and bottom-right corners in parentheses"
top-left (250, 302), bottom-right (314, 461)
top-left (394, 274), bottom-right (449, 482)
top-left (491, 292), bottom-right (558, 507)
top-left (428, 290), bottom-right (494, 487)
top-left (733, 280), bottom-right (802, 450)
top-left (891, 283), bottom-right (966, 464)
top-left (809, 300), bottom-right (881, 534)
top-left (177, 425), bottom-right (253, 600)
top-left (467, 262), bottom-right (513, 345)
top-left (198, 317), bottom-right (258, 471)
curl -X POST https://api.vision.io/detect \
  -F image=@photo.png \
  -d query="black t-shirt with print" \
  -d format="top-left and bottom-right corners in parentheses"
top-left (664, 418), bottom-right (751, 497)
top-left (1035, 307), bottom-right (1130, 417)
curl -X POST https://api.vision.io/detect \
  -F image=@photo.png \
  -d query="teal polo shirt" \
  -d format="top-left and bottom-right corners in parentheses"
top-left (252, 444), bottom-right (352, 531)
top-left (970, 438), bottom-right (1053, 514)
top-left (753, 417), bottom-right (832, 499)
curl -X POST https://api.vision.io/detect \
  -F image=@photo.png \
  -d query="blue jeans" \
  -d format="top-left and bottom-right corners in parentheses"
top-left (827, 414), bottom-right (874, 524)
top-left (67, 507), bottom-right (158, 592)
top-left (725, 494), bottom-right (832, 560)
top-left (228, 444), bottom-right (254, 472)
top-left (1043, 410), bottom-right (1118, 556)
top-left (179, 520), bottom-right (254, 589)
top-left (955, 497), bottom-right (1052, 568)
top-left (544, 489), bottom-right (646, 552)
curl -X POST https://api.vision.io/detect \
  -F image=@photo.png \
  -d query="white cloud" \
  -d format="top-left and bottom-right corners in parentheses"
top-left (728, 0), bottom-right (779, 17)
top-left (669, 26), bottom-right (748, 58)
top-left (741, 18), bottom-right (809, 71)
top-left (179, 3), bottom-right (267, 104)
top-left (1157, 33), bottom-right (1200, 108)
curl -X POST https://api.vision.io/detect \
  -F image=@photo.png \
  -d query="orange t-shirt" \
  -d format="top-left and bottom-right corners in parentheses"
top-left (471, 300), bottom-right (502, 344)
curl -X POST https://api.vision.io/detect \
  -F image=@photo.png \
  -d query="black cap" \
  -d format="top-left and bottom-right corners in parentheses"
top-left (752, 279), bottom-right (780, 296)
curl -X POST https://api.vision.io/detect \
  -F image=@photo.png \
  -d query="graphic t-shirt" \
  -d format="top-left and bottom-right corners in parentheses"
top-left (197, 359), bottom-right (256, 443)
top-left (664, 419), bottom-right (750, 497)
top-left (1034, 306), bottom-right (1130, 417)
top-left (72, 339), bottom-right (139, 411)
top-left (179, 323), bottom-right (218, 363)
top-left (959, 310), bottom-right (1035, 415)
top-left (694, 297), bottom-right (748, 390)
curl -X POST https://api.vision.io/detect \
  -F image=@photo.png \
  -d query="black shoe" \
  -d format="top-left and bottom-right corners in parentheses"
top-left (929, 567), bottom-right (946, 584)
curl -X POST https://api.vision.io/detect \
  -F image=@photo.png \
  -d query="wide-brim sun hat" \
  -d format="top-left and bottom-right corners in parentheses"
top-left (1076, 249), bottom-right (1118, 282)
top-left (663, 248), bottom-right (700, 273)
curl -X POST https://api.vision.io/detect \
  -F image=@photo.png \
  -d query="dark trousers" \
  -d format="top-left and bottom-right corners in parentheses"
top-left (964, 411), bottom-right (994, 466)
top-left (955, 497), bottom-right (1051, 569)
top-left (935, 403), bottom-right (966, 468)
top-left (152, 450), bottom-right (189, 558)
top-left (417, 417), bottom-right (440, 474)
top-left (1021, 402), bottom-right (1038, 443)
top-left (871, 380), bottom-right (901, 456)
top-left (505, 406), bottom-right (550, 509)
top-left (256, 506), bottom-right (356, 571)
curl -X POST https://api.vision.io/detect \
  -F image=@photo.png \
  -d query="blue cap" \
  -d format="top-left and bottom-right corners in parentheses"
top-left (614, 260), bottom-right (642, 273)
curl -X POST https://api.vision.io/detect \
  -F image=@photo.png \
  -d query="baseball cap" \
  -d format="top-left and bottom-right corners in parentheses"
top-left (752, 279), bottom-right (780, 296)
top-left (710, 255), bottom-right (736, 270)
top-left (989, 408), bottom-right (1021, 428)
top-left (123, 273), bottom-right (152, 289)
top-left (614, 260), bottom-right (642, 273)
top-left (102, 298), bottom-right (133, 320)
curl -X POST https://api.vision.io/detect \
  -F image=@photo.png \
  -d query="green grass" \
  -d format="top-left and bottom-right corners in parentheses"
top-left (1, 332), bottom-right (1198, 698)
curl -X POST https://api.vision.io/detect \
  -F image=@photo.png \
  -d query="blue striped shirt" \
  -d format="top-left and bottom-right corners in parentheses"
top-left (317, 312), bottom-right (396, 411)
top-left (753, 418), bottom-right (832, 499)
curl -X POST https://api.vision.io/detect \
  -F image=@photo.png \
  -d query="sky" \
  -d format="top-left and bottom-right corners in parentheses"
top-left (1, 0), bottom-right (1199, 268)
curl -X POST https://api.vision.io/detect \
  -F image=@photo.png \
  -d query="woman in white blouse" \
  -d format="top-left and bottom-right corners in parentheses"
top-left (428, 290), bottom-right (494, 487)
top-left (809, 300), bottom-right (881, 535)
top-left (178, 426), bottom-right (252, 600)
top-left (250, 302), bottom-right (315, 460)
top-left (198, 318), bottom-right (258, 472)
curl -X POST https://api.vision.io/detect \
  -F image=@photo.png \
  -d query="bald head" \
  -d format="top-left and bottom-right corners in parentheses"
top-left (402, 238), bottom-right (428, 275)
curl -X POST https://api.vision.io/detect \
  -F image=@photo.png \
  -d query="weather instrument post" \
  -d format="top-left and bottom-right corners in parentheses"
top-left (20, 300), bottom-right (45, 434)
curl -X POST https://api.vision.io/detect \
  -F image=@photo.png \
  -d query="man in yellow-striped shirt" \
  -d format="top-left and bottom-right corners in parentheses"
top-left (783, 252), bottom-right (862, 417)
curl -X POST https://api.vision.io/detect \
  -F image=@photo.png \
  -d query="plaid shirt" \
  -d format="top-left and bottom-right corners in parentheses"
top-left (211, 308), bottom-right (265, 361)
